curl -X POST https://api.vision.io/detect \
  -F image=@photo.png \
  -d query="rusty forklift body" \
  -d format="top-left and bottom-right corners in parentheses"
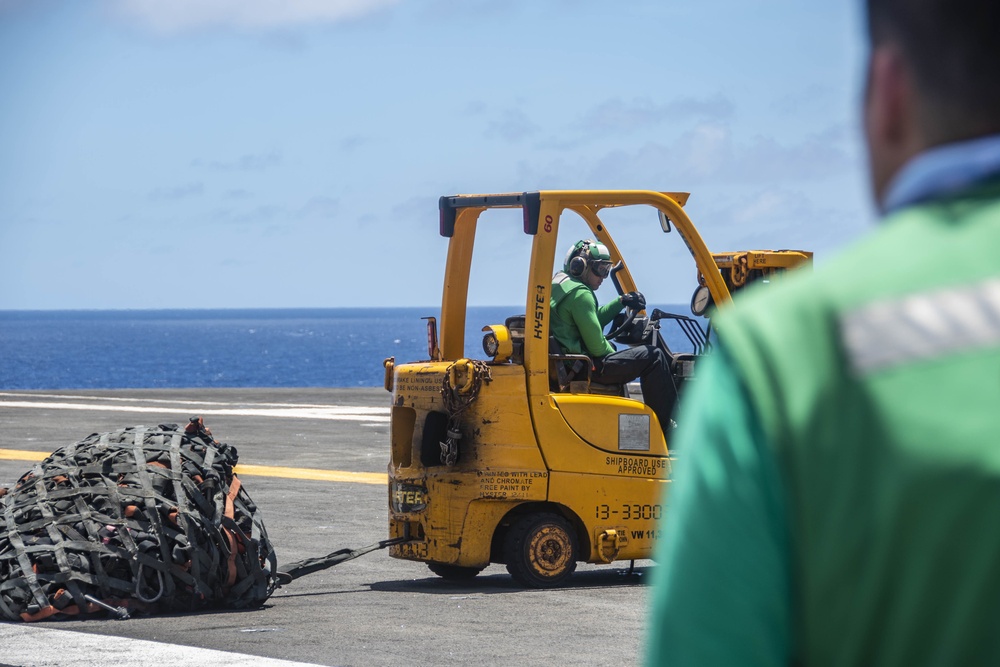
top-left (383, 190), bottom-right (810, 587)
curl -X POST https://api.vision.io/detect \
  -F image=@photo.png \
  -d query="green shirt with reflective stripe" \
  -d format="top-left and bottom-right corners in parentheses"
top-left (549, 272), bottom-right (623, 358)
top-left (647, 347), bottom-right (793, 666)
top-left (647, 182), bottom-right (1000, 666)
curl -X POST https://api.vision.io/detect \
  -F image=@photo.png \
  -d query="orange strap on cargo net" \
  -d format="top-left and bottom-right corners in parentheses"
top-left (222, 475), bottom-right (242, 587)
top-left (20, 600), bottom-right (101, 622)
top-left (20, 605), bottom-right (61, 622)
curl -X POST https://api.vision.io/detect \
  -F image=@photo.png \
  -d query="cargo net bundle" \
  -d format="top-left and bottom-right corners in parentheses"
top-left (0, 419), bottom-right (278, 622)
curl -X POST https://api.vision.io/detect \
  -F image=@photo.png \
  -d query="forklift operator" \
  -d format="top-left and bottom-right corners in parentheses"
top-left (550, 239), bottom-right (677, 433)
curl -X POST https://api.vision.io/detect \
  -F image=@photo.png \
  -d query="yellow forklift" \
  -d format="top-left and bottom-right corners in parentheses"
top-left (383, 190), bottom-right (810, 587)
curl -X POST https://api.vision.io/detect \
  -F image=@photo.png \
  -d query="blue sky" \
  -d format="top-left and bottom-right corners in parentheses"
top-left (0, 0), bottom-right (872, 310)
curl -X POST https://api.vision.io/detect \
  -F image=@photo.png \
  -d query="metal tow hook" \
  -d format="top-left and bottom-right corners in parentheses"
top-left (597, 529), bottom-right (626, 564)
top-left (84, 594), bottom-right (130, 620)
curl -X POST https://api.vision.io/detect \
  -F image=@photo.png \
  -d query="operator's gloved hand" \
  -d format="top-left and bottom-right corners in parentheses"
top-left (621, 291), bottom-right (646, 309)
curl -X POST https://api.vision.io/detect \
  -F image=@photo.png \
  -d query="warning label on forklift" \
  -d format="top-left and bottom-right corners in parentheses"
top-left (605, 455), bottom-right (669, 477)
top-left (395, 374), bottom-right (441, 394)
top-left (476, 470), bottom-right (546, 499)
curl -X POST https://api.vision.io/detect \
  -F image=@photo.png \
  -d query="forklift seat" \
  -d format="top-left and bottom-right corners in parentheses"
top-left (548, 338), bottom-right (627, 397)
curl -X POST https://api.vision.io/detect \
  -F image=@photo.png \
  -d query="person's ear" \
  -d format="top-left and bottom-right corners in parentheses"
top-left (864, 43), bottom-right (921, 205)
top-left (868, 46), bottom-right (912, 144)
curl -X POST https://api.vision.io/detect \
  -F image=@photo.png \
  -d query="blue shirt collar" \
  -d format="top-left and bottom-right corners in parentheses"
top-left (882, 134), bottom-right (1000, 214)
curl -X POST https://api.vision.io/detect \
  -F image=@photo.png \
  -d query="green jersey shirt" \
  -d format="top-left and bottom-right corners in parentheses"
top-left (549, 272), bottom-right (623, 358)
top-left (648, 178), bottom-right (1000, 666)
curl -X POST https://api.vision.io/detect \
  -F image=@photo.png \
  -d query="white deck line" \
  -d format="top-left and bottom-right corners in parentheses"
top-left (0, 400), bottom-right (389, 422)
top-left (0, 625), bottom-right (327, 667)
top-left (0, 391), bottom-right (388, 412)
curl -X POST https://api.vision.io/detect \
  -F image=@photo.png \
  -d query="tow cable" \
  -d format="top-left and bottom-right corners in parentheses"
top-left (275, 537), bottom-right (408, 585)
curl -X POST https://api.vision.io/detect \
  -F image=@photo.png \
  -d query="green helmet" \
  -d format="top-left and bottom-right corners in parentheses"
top-left (564, 239), bottom-right (612, 278)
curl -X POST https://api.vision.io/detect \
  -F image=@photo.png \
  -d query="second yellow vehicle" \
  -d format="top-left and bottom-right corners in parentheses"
top-left (383, 190), bottom-right (810, 587)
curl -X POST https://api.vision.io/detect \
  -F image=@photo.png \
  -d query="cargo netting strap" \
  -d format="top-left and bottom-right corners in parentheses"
top-left (0, 419), bottom-right (277, 622)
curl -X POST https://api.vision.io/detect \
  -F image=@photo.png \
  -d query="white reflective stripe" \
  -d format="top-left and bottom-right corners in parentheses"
top-left (841, 277), bottom-right (1000, 374)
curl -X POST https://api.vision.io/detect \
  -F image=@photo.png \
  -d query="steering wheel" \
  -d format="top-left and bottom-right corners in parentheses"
top-left (605, 305), bottom-right (640, 341)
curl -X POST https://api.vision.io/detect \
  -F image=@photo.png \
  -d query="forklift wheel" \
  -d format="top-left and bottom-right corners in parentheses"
top-left (504, 512), bottom-right (578, 588)
top-left (427, 563), bottom-right (485, 581)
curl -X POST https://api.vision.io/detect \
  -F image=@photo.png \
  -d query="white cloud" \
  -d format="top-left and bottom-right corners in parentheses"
top-left (390, 195), bottom-right (436, 221)
top-left (296, 196), bottom-right (339, 220)
top-left (147, 181), bottom-right (204, 201)
top-left (578, 95), bottom-right (735, 135)
top-left (574, 121), bottom-right (857, 189)
top-left (534, 95), bottom-right (736, 151)
top-left (694, 187), bottom-right (872, 254)
top-left (674, 123), bottom-right (733, 178)
top-left (339, 135), bottom-right (368, 152)
top-left (192, 151), bottom-right (282, 172)
top-left (729, 189), bottom-right (791, 226)
top-left (731, 131), bottom-right (855, 183)
top-left (110, 0), bottom-right (401, 32)
top-left (207, 196), bottom-right (341, 227)
top-left (485, 108), bottom-right (539, 142)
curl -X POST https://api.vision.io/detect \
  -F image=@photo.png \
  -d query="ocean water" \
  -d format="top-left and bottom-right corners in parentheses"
top-left (0, 307), bottom-right (705, 390)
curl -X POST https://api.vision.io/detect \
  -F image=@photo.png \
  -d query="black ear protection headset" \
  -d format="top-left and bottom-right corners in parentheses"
top-left (567, 240), bottom-right (595, 278)
top-left (567, 253), bottom-right (589, 278)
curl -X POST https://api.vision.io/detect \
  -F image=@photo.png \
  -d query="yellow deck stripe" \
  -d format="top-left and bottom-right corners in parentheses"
top-left (0, 449), bottom-right (387, 485)
top-left (0, 449), bottom-right (47, 462)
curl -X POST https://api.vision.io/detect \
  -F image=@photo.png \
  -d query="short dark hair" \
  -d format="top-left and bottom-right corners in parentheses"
top-left (867, 0), bottom-right (1000, 141)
